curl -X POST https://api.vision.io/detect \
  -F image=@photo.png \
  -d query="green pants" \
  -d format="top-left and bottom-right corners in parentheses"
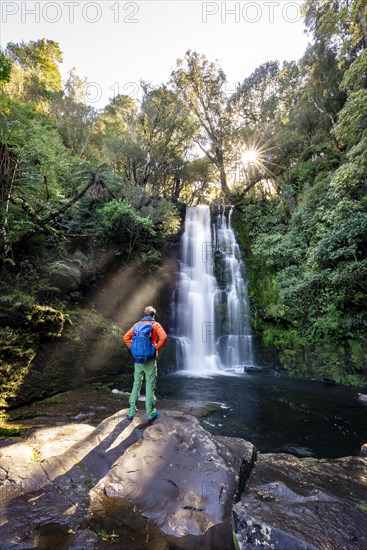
top-left (128, 358), bottom-right (157, 419)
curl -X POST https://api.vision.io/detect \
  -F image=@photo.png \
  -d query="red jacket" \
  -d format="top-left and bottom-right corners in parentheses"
top-left (123, 318), bottom-right (168, 356)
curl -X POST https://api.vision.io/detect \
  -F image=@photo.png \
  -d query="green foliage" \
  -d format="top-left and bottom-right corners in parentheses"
top-left (334, 90), bottom-right (367, 147)
top-left (230, 3), bottom-right (367, 385)
top-left (86, 195), bottom-right (181, 264)
top-left (50, 69), bottom-right (97, 156)
top-left (312, 213), bottom-right (367, 267)
top-left (340, 50), bottom-right (367, 93)
top-left (303, 0), bottom-right (367, 61)
top-left (95, 199), bottom-right (155, 256)
top-left (0, 100), bottom-right (72, 256)
top-left (94, 528), bottom-right (120, 544)
top-left (140, 249), bottom-right (162, 268)
top-left (0, 291), bottom-right (70, 337)
top-left (0, 51), bottom-right (12, 84)
top-left (139, 196), bottom-right (181, 239)
top-left (232, 532), bottom-right (241, 550)
top-left (240, 167), bottom-right (367, 382)
top-left (94, 85), bottom-right (197, 201)
top-left (2, 101), bottom-right (68, 178)
top-left (0, 425), bottom-right (28, 438)
top-left (6, 39), bottom-right (62, 102)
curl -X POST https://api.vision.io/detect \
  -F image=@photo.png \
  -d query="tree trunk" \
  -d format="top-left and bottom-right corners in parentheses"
top-left (172, 176), bottom-right (182, 203)
top-left (219, 164), bottom-right (233, 201)
top-left (215, 147), bottom-right (235, 203)
top-left (2, 162), bottom-right (18, 261)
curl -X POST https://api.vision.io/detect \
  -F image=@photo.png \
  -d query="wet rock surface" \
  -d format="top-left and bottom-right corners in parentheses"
top-left (233, 452), bottom-right (367, 550)
top-left (0, 409), bottom-right (254, 549)
top-left (2, 401), bottom-right (367, 550)
top-left (4, 386), bottom-right (222, 431)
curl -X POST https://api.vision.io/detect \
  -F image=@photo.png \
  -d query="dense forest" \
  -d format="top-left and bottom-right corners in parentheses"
top-left (0, 0), bottom-right (366, 408)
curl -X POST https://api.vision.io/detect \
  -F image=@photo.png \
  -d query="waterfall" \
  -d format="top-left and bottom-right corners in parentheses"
top-left (175, 205), bottom-right (254, 375)
top-left (175, 206), bottom-right (221, 373)
top-left (214, 207), bottom-right (254, 371)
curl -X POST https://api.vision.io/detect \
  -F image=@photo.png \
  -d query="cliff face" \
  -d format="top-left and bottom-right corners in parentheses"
top-left (1, 410), bottom-right (366, 549)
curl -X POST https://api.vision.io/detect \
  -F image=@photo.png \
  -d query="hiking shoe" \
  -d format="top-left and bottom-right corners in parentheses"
top-left (148, 411), bottom-right (161, 422)
top-left (127, 414), bottom-right (134, 421)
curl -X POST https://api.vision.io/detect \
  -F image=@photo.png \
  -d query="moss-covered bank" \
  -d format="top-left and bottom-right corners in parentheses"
top-left (0, 235), bottom-right (179, 409)
top-left (231, 206), bottom-right (367, 386)
top-left (0, 290), bottom-right (130, 408)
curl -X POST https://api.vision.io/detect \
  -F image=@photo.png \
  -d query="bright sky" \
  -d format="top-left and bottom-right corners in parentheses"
top-left (1, 1), bottom-right (311, 108)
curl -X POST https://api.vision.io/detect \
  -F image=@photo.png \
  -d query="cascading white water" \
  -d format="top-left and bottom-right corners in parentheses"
top-left (175, 206), bottom-right (222, 373)
top-left (214, 208), bottom-right (254, 370)
top-left (175, 205), bottom-right (254, 374)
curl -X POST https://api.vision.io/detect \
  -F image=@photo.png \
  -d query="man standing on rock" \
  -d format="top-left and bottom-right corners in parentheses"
top-left (123, 306), bottom-right (167, 422)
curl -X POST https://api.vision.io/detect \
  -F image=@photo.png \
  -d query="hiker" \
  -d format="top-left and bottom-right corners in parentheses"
top-left (122, 306), bottom-right (167, 421)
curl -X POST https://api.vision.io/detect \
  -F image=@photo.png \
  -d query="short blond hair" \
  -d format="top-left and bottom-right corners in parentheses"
top-left (144, 306), bottom-right (156, 317)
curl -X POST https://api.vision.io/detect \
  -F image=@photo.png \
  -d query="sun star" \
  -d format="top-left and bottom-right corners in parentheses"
top-left (241, 149), bottom-right (259, 167)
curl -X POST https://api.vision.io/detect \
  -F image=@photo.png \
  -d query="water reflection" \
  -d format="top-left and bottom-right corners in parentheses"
top-left (159, 372), bottom-right (367, 459)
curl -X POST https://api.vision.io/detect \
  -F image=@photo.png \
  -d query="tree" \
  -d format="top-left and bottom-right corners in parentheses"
top-left (50, 69), bottom-right (97, 156)
top-left (171, 51), bottom-right (239, 202)
top-left (232, 3), bottom-right (367, 382)
top-left (0, 51), bottom-right (12, 84)
top-left (5, 39), bottom-right (62, 104)
top-left (137, 84), bottom-right (197, 195)
top-left (335, 49), bottom-right (367, 148)
top-left (96, 85), bottom-right (196, 202)
top-left (234, 61), bottom-right (281, 126)
top-left (95, 199), bottom-right (155, 260)
top-left (231, 60), bottom-right (302, 195)
top-left (178, 157), bottom-right (220, 205)
top-left (94, 93), bottom-right (137, 162)
top-left (299, 41), bottom-right (346, 127)
top-left (303, 0), bottom-right (367, 62)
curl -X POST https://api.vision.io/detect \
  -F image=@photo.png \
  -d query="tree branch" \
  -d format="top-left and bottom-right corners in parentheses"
top-left (12, 167), bottom-right (107, 251)
top-left (307, 93), bottom-right (336, 126)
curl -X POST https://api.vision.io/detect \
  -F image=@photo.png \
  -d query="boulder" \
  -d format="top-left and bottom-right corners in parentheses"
top-left (233, 452), bottom-right (367, 550)
top-left (0, 410), bottom-right (255, 548)
top-left (91, 411), bottom-right (254, 537)
top-left (42, 261), bottom-right (82, 293)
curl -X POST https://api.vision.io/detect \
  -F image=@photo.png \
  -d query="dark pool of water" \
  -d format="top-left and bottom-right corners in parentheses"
top-left (158, 370), bottom-right (367, 458)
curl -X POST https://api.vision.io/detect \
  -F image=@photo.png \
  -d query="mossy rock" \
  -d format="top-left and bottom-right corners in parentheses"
top-left (0, 362), bottom-right (30, 408)
top-left (5, 308), bottom-right (131, 408)
top-left (263, 325), bottom-right (367, 385)
top-left (42, 261), bottom-right (83, 292)
top-left (0, 327), bottom-right (37, 407)
top-left (24, 304), bottom-right (69, 338)
top-left (0, 425), bottom-right (28, 439)
top-left (0, 292), bottom-right (72, 407)
top-left (0, 327), bottom-right (37, 365)
top-left (65, 308), bottom-right (130, 376)
top-left (0, 291), bottom-right (69, 338)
